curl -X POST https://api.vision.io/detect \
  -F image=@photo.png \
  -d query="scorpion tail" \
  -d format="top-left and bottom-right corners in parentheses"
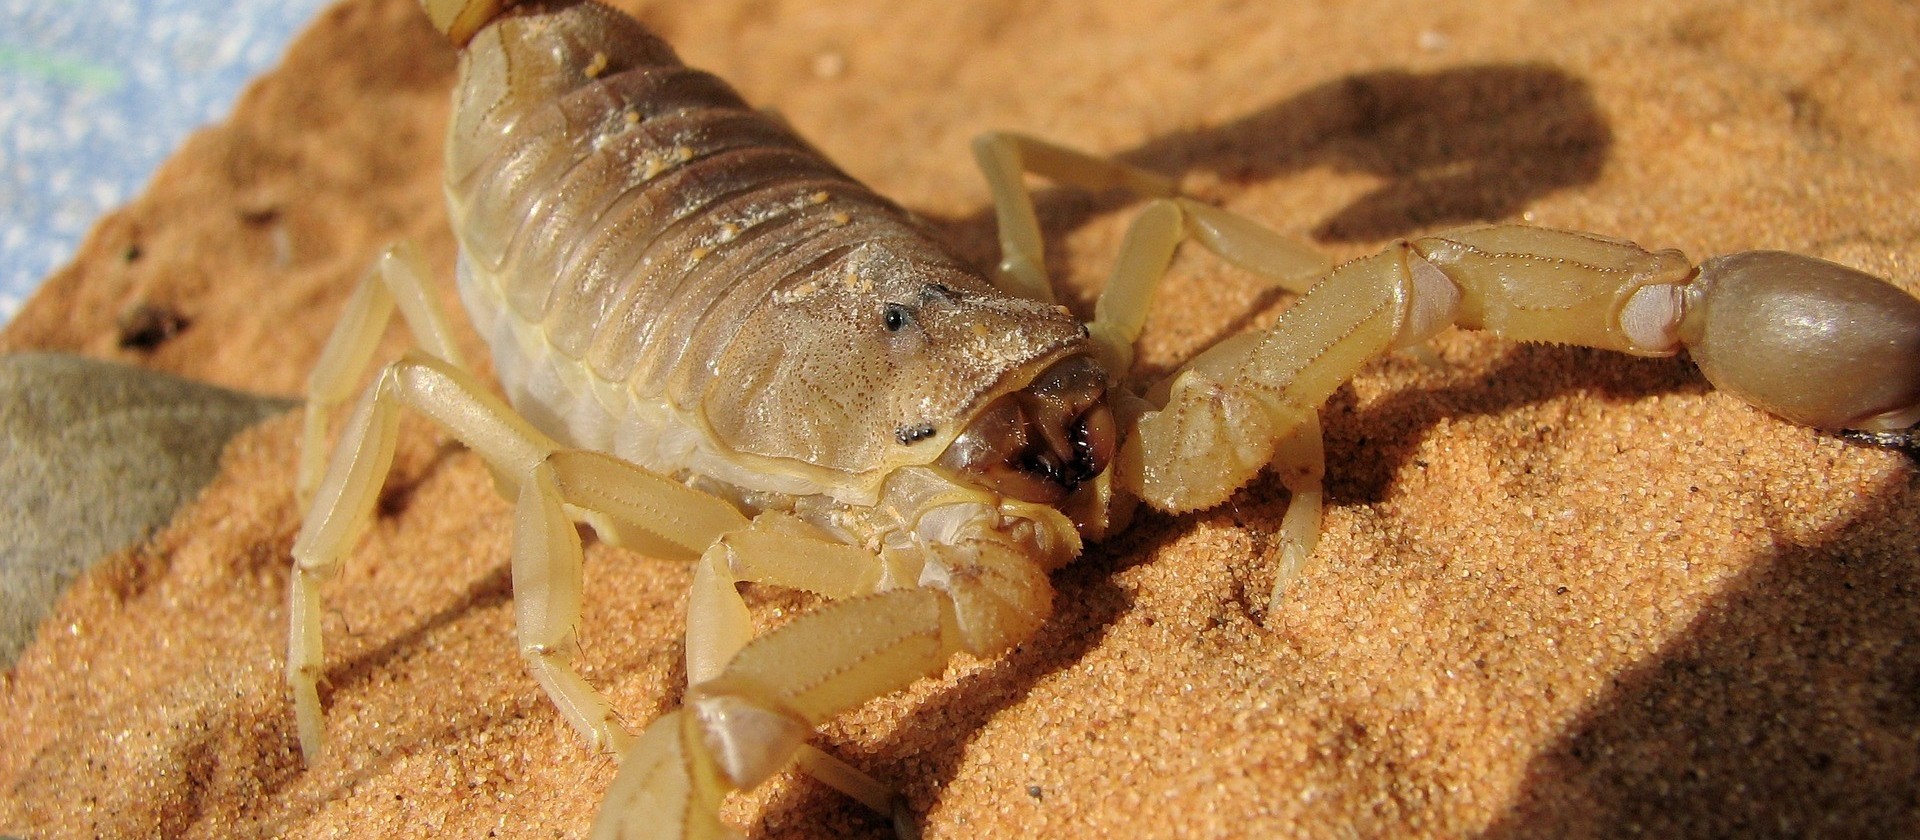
top-left (419, 0), bottom-right (521, 46)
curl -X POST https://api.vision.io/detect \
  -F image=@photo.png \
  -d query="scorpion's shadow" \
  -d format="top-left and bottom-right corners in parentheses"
top-left (1481, 470), bottom-right (1920, 837)
top-left (930, 60), bottom-right (1612, 266)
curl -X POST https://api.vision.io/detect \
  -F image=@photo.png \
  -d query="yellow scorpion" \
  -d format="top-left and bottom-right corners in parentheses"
top-left (286, 1), bottom-right (1920, 836)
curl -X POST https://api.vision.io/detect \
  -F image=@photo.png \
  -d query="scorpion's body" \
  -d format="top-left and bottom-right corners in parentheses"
top-left (452, 4), bottom-right (1084, 514)
top-left (286, 1), bottom-right (1920, 837)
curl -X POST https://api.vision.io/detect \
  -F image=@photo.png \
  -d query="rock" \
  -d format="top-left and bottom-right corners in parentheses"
top-left (0, 352), bottom-right (294, 666)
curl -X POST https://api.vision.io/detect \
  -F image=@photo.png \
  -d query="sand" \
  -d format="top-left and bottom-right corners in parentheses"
top-left (3, 0), bottom-right (1918, 836)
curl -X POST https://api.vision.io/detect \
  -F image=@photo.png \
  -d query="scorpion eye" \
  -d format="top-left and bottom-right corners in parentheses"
top-left (882, 302), bottom-right (910, 332)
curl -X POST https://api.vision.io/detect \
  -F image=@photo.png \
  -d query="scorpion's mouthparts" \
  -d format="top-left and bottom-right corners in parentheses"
top-left (938, 355), bottom-right (1117, 504)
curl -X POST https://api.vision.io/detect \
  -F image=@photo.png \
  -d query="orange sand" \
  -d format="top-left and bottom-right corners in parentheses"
top-left (4, 0), bottom-right (1918, 836)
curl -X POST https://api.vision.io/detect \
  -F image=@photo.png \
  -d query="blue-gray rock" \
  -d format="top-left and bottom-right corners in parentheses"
top-left (0, 352), bottom-right (295, 667)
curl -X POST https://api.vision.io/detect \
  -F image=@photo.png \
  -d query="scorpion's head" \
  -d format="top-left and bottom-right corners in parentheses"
top-left (937, 354), bottom-right (1117, 505)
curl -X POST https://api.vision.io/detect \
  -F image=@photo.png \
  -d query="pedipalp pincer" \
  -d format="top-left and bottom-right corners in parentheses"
top-left (285, 1), bottom-right (1920, 836)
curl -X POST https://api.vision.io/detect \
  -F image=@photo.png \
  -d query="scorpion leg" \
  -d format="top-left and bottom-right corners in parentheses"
top-left (596, 531), bottom-right (1054, 839)
top-left (971, 131), bottom-right (1179, 302)
top-left (1087, 197), bottom-right (1333, 380)
top-left (292, 351), bottom-right (553, 758)
top-left (970, 139), bottom-right (1331, 546)
top-left (682, 513), bottom-right (914, 823)
top-left (971, 132), bottom-right (1328, 316)
top-left (297, 337), bottom-right (908, 819)
top-left (298, 242), bottom-right (466, 507)
top-left (288, 351), bottom-right (752, 760)
top-left (685, 512), bottom-right (906, 686)
top-left (1085, 197), bottom-right (1334, 604)
top-left (1121, 224), bottom-right (1920, 608)
top-left (513, 448), bottom-right (750, 754)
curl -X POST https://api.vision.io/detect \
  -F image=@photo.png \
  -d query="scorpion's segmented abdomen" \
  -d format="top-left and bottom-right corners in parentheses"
top-left (445, 2), bottom-right (926, 384)
top-left (437, 1), bottom-right (1090, 482)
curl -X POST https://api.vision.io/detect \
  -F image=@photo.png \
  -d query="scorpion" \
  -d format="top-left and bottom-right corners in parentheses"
top-left (286, 0), bottom-right (1920, 837)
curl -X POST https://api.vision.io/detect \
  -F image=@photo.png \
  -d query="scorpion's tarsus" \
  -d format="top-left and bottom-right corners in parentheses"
top-left (1838, 427), bottom-right (1920, 463)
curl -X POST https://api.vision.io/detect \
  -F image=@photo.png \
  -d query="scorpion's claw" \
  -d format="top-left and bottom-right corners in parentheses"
top-left (1125, 366), bottom-right (1293, 514)
top-left (591, 710), bottom-right (740, 840)
top-left (1680, 250), bottom-right (1920, 432)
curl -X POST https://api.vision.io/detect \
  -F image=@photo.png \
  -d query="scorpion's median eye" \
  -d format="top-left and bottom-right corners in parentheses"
top-left (896, 423), bottom-right (937, 445)
top-left (882, 303), bottom-right (911, 332)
